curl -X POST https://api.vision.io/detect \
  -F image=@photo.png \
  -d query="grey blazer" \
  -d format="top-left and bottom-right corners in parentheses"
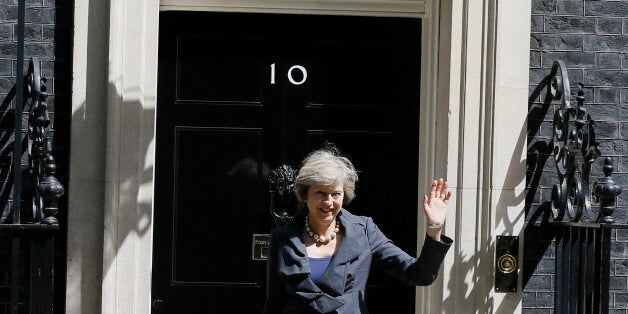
top-left (263, 209), bottom-right (452, 314)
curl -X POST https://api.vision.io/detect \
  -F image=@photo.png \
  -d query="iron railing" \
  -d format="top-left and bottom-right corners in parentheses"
top-left (547, 60), bottom-right (622, 313)
top-left (0, 0), bottom-right (64, 313)
top-left (552, 222), bottom-right (626, 313)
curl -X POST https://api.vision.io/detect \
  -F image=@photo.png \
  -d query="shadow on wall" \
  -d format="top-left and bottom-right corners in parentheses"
top-left (0, 85), bottom-right (22, 224)
top-left (523, 73), bottom-right (556, 290)
top-left (68, 78), bottom-right (155, 312)
top-left (442, 75), bottom-right (532, 313)
top-left (59, 0), bottom-right (148, 310)
top-left (105, 89), bottom-right (155, 241)
top-left (443, 242), bottom-right (496, 313)
top-left (102, 86), bottom-right (154, 311)
top-left (442, 102), bottom-right (527, 312)
top-left (491, 118), bottom-right (527, 313)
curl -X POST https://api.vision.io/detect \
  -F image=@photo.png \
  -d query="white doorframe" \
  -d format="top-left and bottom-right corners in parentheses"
top-left (68, 0), bottom-right (530, 313)
top-left (159, 0), bottom-right (428, 17)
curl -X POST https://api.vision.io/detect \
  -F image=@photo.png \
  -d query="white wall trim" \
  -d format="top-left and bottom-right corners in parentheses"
top-left (435, 0), bottom-right (530, 312)
top-left (67, 0), bottom-right (109, 312)
top-left (416, 0), bottom-right (443, 311)
top-left (160, 0), bottom-right (427, 17)
top-left (101, 0), bottom-right (160, 312)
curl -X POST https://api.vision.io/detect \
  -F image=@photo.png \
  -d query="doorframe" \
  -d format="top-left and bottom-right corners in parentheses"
top-left (67, 0), bottom-right (531, 313)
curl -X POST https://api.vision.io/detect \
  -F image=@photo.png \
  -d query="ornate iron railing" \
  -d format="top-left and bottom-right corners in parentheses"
top-left (548, 60), bottom-right (623, 223)
top-left (547, 60), bottom-right (622, 313)
top-left (0, 0), bottom-right (64, 312)
top-left (25, 57), bottom-right (65, 226)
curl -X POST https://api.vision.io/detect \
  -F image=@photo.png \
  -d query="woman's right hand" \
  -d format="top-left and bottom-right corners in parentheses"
top-left (422, 178), bottom-right (451, 241)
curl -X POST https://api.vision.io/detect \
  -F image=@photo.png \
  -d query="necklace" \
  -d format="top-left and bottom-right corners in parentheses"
top-left (305, 215), bottom-right (340, 243)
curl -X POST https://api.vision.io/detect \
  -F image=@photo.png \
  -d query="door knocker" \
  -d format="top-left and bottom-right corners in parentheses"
top-left (268, 165), bottom-right (299, 226)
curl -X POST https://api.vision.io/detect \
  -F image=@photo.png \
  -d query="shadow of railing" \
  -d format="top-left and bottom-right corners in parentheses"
top-left (523, 74), bottom-right (555, 291)
top-left (0, 85), bottom-right (19, 224)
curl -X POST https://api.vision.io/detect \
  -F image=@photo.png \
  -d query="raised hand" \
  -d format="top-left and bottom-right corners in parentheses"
top-left (422, 178), bottom-right (451, 240)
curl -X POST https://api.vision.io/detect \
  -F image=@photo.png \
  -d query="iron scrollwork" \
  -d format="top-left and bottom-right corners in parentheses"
top-left (26, 57), bottom-right (64, 225)
top-left (268, 165), bottom-right (298, 226)
top-left (549, 60), bottom-right (621, 223)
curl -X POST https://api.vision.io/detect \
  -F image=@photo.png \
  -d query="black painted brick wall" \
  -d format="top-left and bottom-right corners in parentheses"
top-left (526, 0), bottom-right (628, 312)
top-left (0, 0), bottom-right (71, 313)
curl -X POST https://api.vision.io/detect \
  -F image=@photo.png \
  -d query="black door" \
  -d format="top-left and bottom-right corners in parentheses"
top-left (153, 12), bottom-right (421, 313)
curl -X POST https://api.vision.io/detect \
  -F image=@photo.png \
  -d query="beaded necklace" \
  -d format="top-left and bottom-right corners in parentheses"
top-left (305, 215), bottom-right (340, 243)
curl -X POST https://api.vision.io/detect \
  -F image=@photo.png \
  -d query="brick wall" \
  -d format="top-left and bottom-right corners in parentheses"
top-left (526, 0), bottom-right (628, 312)
top-left (0, 0), bottom-right (71, 313)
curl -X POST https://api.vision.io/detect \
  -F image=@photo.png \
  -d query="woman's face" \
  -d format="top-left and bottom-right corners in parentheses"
top-left (306, 183), bottom-right (344, 224)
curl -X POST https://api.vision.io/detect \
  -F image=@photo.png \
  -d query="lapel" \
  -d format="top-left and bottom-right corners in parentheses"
top-left (276, 210), bottom-right (367, 313)
top-left (330, 210), bottom-right (367, 265)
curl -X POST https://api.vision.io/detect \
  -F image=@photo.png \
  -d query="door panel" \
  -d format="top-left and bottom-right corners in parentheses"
top-left (176, 35), bottom-right (265, 104)
top-left (153, 11), bottom-right (421, 313)
top-left (172, 127), bottom-right (264, 285)
top-left (307, 39), bottom-right (404, 109)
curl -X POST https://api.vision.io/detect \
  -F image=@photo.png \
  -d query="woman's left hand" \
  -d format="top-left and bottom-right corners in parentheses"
top-left (422, 178), bottom-right (451, 240)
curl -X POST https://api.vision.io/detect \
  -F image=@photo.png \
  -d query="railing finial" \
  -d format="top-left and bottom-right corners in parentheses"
top-left (25, 57), bottom-right (64, 225)
top-left (594, 157), bottom-right (622, 224)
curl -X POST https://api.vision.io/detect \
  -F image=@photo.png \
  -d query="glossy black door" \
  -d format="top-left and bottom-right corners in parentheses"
top-left (153, 12), bottom-right (421, 313)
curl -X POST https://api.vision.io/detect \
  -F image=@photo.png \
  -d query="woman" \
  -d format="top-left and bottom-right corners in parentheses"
top-left (264, 148), bottom-right (452, 313)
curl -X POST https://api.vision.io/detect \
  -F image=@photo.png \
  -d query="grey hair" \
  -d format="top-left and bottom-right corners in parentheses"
top-left (295, 148), bottom-right (359, 204)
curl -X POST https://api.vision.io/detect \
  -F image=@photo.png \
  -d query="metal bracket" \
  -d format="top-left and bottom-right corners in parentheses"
top-left (252, 234), bottom-right (270, 261)
top-left (495, 235), bottom-right (519, 293)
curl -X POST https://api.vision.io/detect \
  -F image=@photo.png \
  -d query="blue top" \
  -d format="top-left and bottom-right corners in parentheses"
top-left (309, 256), bottom-right (332, 284)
